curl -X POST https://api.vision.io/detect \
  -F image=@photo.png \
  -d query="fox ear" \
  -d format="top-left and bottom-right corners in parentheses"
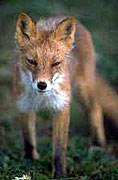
top-left (53, 17), bottom-right (76, 48)
top-left (15, 13), bottom-right (37, 46)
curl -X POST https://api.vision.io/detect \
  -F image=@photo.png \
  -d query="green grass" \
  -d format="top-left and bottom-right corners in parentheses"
top-left (0, 136), bottom-right (118, 179)
top-left (0, 119), bottom-right (118, 180)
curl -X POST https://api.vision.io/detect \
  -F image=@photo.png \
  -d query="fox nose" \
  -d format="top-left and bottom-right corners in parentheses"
top-left (37, 81), bottom-right (47, 90)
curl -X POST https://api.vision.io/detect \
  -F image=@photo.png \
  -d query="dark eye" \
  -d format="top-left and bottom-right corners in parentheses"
top-left (26, 59), bottom-right (37, 66)
top-left (52, 61), bottom-right (61, 67)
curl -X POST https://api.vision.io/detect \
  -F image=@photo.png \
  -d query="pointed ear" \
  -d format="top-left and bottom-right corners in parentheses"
top-left (15, 13), bottom-right (38, 47)
top-left (53, 17), bottom-right (76, 48)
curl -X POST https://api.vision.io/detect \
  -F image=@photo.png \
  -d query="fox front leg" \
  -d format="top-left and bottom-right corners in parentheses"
top-left (19, 112), bottom-right (39, 160)
top-left (52, 107), bottom-right (70, 178)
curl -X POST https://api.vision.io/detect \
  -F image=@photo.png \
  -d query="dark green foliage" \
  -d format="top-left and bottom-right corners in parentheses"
top-left (0, 129), bottom-right (118, 179)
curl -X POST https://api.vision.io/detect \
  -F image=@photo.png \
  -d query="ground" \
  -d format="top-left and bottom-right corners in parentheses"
top-left (0, 102), bottom-right (118, 179)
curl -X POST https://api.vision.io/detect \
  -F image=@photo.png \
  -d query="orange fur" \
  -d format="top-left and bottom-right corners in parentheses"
top-left (14, 13), bottom-right (118, 178)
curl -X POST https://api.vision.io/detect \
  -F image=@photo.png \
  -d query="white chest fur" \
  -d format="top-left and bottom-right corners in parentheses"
top-left (17, 70), bottom-right (70, 112)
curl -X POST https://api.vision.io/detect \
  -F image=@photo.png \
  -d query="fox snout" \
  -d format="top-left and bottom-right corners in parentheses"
top-left (31, 73), bottom-right (64, 93)
top-left (32, 79), bottom-right (52, 93)
top-left (37, 81), bottom-right (47, 91)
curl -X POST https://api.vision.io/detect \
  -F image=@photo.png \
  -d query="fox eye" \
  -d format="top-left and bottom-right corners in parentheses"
top-left (52, 61), bottom-right (61, 67)
top-left (26, 59), bottom-right (37, 66)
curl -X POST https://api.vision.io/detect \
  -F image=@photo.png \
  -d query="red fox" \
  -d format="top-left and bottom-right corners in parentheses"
top-left (14, 13), bottom-right (118, 178)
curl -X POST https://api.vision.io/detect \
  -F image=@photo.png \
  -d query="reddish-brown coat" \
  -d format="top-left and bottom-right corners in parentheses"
top-left (14, 13), bottom-right (118, 178)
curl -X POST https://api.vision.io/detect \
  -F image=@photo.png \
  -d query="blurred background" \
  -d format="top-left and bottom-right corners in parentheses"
top-left (0, 0), bottom-right (118, 179)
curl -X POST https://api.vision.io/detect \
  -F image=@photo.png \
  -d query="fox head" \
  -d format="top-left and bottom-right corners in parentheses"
top-left (15, 13), bottom-right (76, 95)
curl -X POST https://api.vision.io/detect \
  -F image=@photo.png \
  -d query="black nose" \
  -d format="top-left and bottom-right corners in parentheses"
top-left (37, 81), bottom-right (47, 90)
